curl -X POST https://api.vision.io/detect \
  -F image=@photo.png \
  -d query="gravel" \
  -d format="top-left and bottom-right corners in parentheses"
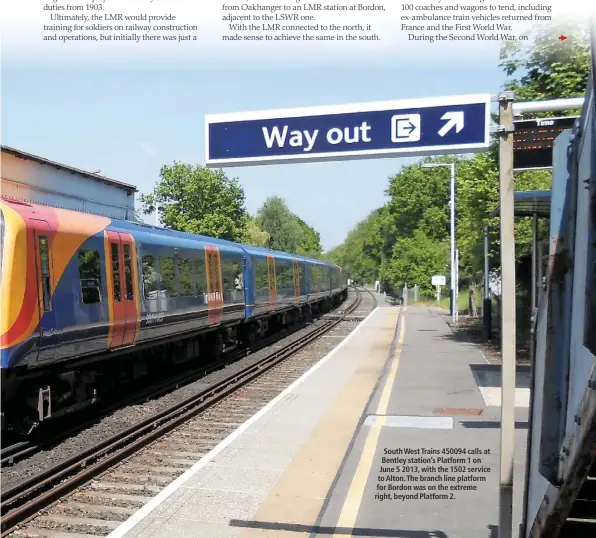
top-left (2, 289), bottom-right (377, 491)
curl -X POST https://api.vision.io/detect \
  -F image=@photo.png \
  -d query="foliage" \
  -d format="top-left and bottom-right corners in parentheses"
top-left (295, 217), bottom-right (323, 258)
top-left (257, 196), bottom-right (323, 257)
top-left (382, 230), bottom-right (450, 296)
top-left (139, 163), bottom-right (248, 241)
top-left (241, 216), bottom-right (270, 247)
top-left (326, 208), bottom-right (385, 284)
top-left (325, 21), bottom-right (591, 295)
top-left (499, 21), bottom-right (591, 116)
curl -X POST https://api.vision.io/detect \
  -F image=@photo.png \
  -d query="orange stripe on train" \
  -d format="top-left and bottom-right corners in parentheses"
top-left (0, 199), bottom-right (110, 349)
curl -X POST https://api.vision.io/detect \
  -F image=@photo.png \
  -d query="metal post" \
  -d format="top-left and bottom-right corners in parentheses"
top-left (450, 162), bottom-right (456, 322)
top-left (530, 213), bottom-right (538, 361)
top-left (454, 248), bottom-right (459, 323)
top-left (497, 91), bottom-right (516, 538)
top-left (537, 239), bottom-right (544, 298)
top-left (484, 224), bottom-right (492, 340)
top-left (422, 162), bottom-right (457, 321)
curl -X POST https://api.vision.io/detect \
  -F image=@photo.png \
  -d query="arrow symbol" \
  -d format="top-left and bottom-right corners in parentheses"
top-left (403, 121), bottom-right (416, 134)
top-left (559, 34), bottom-right (567, 41)
top-left (438, 111), bottom-right (464, 137)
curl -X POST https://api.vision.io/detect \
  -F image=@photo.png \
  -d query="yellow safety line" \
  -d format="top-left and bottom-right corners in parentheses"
top-left (332, 306), bottom-right (407, 535)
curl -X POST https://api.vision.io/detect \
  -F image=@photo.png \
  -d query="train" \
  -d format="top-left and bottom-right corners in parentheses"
top-left (0, 197), bottom-right (348, 433)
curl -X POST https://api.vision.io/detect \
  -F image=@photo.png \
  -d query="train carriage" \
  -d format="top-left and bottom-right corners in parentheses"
top-left (0, 196), bottom-right (347, 432)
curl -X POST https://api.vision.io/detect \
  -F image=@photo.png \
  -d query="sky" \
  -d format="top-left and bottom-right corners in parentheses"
top-left (1, 1), bottom-right (589, 251)
top-left (1, 64), bottom-right (508, 250)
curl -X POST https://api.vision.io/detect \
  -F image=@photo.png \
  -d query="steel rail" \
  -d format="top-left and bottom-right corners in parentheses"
top-left (0, 304), bottom-right (339, 467)
top-left (0, 287), bottom-right (362, 537)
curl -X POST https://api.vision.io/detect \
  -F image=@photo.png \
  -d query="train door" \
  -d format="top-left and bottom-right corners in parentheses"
top-left (267, 256), bottom-right (277, 309)
top-left (205, 246), bottom-right (223, 324)
top-left (293, 259), bottom-right (300, 304)
top-left (33, 220), bottom-right (57, 361)
top-left (105, 231), bottom-right (139, 349)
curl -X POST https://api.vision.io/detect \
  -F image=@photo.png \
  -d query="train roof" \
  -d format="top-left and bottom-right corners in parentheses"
top-left (1, 197), bottom-right (341, 270)
top-left (237, 243), bottom-right (334, 266)
top-left (111, 215), bottom-right (338, 267)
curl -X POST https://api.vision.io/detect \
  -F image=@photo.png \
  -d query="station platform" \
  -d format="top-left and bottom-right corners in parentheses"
top-left (107, 305), bottom-right (530, 538)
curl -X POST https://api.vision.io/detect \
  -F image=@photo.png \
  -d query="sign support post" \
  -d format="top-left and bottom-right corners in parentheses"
top-left (497, 91), bottom-right (516, 538)
top-left (484, 224), bottom-right (492, 340)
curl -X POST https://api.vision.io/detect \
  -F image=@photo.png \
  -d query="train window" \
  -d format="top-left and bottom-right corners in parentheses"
top-left (142, 255), bottom-right (158, 299)
top-left (319, 267), bottom-right (326, 291)
top-left (287, 262), bottom-right (294, 289)
top-left (285, 262), bottom-right (293, 290)
top-left (160, 256), bottom-right (178, 298)
top-left (255, 259), bottom-right (269, 293)
top-left (195, 255), bottom-right (206, 296)
top-left (39, 235), bottom-right (52, 311)
top-left (299, 263), bottom-right (306, 295)
top-left (221, 254), bottom-right (243, 303)
top-left (311, 265), bottom-right (318, 292)
top-left (111, 243), bottom-right (122, 302)
top-left (123, 244), bottom-right (134, 300)
top-left (78, 249), bottom-right (102, 304)
top-left (275, 261), bottom-right (283, 288)
top-left (179, 258), bottom-right (194, 297)
top-left (221, 256), bottom-right (236, 293)
top-left (275, 260), bottom-right (288, 289)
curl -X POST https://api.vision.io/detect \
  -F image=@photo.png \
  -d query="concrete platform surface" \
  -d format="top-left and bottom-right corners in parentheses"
top-left (107, 305), bottom-right (529, 538)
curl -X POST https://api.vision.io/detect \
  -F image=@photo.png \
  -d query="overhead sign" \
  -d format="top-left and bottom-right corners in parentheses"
top-left (432, 275), bottom-right (446, 286)
top-left (513, 116), bottom-right (578, 170)
top-left (205, 94), bottom-right (492, 167)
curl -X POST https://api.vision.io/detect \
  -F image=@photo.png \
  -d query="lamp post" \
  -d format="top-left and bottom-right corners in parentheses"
top-left (422, 162), bottom-right (457, 323)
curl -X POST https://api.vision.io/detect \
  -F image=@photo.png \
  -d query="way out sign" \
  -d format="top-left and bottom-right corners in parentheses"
top-left (205, 94), bottom-right (491, 167)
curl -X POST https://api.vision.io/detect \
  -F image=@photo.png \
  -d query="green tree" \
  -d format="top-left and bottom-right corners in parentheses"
top-left (242, 216), bottom-right (270, 247)
top-left (325, 208), bottom-right (387, 285)
top-left (256, 196), bottom-right (323, 256)
top-left (382, 229), bottom-right (450, 296)
top-left (499, 22), bottom-right (591, 115)
top-left (139, 163), bottom-right (248, 241)
top-left (326, 21), bottom-right (591, 296)
top-left (295, 217), bottom-right (323, 258)
top-left (257, 196), bottom-right (303, 252)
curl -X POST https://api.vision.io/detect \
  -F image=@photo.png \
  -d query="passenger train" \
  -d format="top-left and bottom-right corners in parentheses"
top-left (0, 197), bottom-right (347, 432)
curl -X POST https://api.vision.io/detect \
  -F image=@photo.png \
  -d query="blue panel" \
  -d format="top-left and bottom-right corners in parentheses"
top-left (207, 99), bottom-right (490, 166)
top-left (205, 94), bottom-right (491, 166)
top-left (583, 82), bottom-right (596, 356)
top-left (538, 130), bottom-right (576, 484)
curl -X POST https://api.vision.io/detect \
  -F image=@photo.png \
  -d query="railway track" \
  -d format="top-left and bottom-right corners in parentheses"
top-left (0, 290), bottom-right (369, 468)
top-left (1, 286), bottom-right (376, 538)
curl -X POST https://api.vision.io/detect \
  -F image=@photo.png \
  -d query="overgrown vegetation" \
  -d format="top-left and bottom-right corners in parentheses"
top-left (325, 21), bottom-right (591, 298)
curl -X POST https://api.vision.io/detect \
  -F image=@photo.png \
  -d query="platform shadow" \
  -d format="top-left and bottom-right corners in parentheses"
top-left (437, 315), bottom-right (530, 363)
top-left (460, 420), bottom-right (529, 430)
top-left (229, 519), bottom-right (448, 537)
top-left (469, 363), bottom-right (531, 389)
